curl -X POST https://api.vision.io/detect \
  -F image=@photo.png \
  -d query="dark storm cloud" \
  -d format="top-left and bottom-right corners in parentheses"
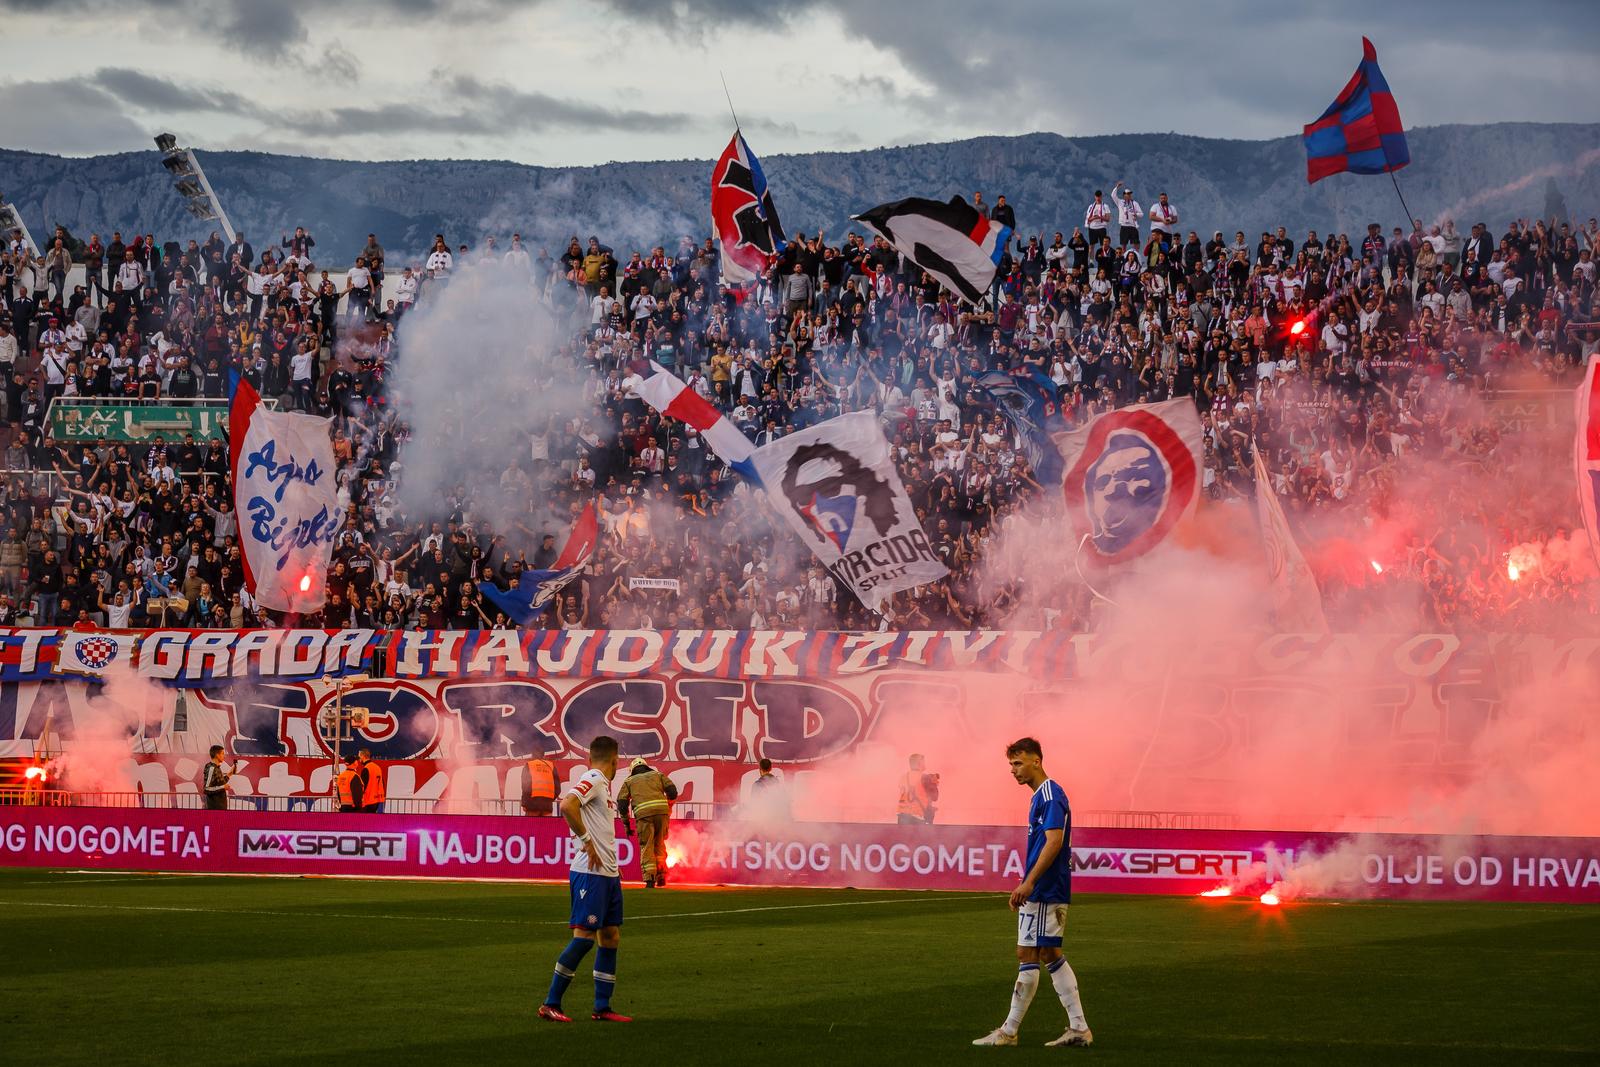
top-left (590, 0), bottom-right (1600, 134)
top-left (93, 68), bottom-right (263, 118)
top-left (439, 75), bottom-right (696, 134)
top-left (274, 74), bottom-right (697, 138)
top-left (1, 65), bottom-right (696, 155)
top-left (3, 0), bottom-right (1595, 157)
top-left (0, 80), bottom-right (148, 154)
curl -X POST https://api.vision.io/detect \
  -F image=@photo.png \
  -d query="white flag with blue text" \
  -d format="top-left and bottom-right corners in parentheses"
top-left (229, 380), bottom-right (339, 613)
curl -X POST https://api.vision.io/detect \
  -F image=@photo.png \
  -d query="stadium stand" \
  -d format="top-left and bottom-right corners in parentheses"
top-left (1, 205), bottom-right (1597, 633)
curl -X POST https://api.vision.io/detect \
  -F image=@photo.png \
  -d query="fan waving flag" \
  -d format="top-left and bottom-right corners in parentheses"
top-left (1303, 37), bottom-right (1409, 183)
top-left (628, 360), bottom-right (759, 482)
top-left (1253, 445), bottom-right (1329, 633)
top-left (479, 503), bottom-right (598, 626)
top-left (852, 195), bottom-right (1011, 306)
top-left (229, 379), bottom-right (338, 613)
top-left (1054, 399), bottom-right (1203, 567)
top-left (978, 366), bottom-right (1065, 484)
top-left (711, 131), bottom-right (787, 286)
top-left (1577, 354), bottom-right (1600, 572)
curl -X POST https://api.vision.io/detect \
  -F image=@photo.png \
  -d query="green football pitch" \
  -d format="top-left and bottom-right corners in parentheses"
top-left (1, 869), bottom-right (1596, 1065)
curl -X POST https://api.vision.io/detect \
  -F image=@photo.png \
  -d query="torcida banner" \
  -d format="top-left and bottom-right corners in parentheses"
top-left (0, 806), bottom-right (1595, 903)
top-left (3, 628), bottom-right (1598, 819)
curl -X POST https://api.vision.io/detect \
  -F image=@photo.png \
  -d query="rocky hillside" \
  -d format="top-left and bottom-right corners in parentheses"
top-left (3, 123), bottom-right (1595, 262)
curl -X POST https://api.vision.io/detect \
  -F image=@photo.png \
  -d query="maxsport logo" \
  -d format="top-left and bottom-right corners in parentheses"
top-left (1070, 847), bottom-right (1253, 879)
top-left (238, 829), bottom-right (408, 862)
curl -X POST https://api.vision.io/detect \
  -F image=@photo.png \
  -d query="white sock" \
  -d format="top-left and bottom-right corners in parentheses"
top-left (1047, 957), bottom-right (1087, 1030)
top-left (1002, 964), bottom-right (1040, 1035)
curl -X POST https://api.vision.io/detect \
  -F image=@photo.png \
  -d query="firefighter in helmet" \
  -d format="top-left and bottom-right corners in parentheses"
top-left (618, 756), bottom-right (677, 888)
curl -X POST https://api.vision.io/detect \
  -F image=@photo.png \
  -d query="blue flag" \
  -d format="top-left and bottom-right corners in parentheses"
top-left (478, 502), bottom-right (598, 626)
top-left (479, 566), bottom-right (583, 627)
top-left (978, 367), bottom-right (1065, 483)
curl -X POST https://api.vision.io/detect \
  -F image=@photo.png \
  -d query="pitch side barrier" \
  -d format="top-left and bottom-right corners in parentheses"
top-left (0, 806), bottom-right (1596, 903)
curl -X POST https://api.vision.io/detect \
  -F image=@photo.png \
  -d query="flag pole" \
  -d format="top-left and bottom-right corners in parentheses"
top-left (1388, 169), bottom-right (1417, 231)
top-left (719, 71), bottom-right (741, 133)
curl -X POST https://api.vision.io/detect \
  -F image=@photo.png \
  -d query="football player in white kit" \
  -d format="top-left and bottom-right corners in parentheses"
top-left (539, 735), bottom-right (632, 1023)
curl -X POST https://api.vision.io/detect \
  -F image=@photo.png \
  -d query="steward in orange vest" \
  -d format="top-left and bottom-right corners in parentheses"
top-left (336, 755), bottom-right (364, 813)
top-left (521, 757), bottom-right (557, 815)
top-left (358, 748), bottom-right (386, 813)
top-left (896, 753), bottom-right (939, 825)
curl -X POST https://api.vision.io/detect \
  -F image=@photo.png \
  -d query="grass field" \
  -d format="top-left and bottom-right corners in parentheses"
top-left (1, 869), bottom-right (1596, 1065)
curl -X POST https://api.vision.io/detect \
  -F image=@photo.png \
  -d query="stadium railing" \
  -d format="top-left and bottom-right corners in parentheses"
top-left (0, 788), bottom-right (716, 820)
top-left (1075, 810), bottom-right (1241, 831)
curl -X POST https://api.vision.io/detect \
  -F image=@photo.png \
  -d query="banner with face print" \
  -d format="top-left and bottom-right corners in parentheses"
top-left (751, 412), bottom-right (946, 610)
top-left (1055, 399), bottom-right (1203, 567)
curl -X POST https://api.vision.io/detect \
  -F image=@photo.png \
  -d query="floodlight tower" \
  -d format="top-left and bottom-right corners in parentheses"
top-left (0, 192), bottom-right (40, 256)
top-left (153, 132), bottom-right (236, 244)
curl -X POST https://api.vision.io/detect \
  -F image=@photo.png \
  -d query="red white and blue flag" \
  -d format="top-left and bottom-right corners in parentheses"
top-left (1303, 37), bottom-right (1410, 184)
top-left (1055, 399), bottom-right (1204, 567)
top-left (711, 131), bottom-right (787, 286)
top-left (852, 195), bottom-right (1011, 306)
top-left (1577, 354), bottom-right (1600, 572)
top-left (629, 361), bottom-right (758, 482)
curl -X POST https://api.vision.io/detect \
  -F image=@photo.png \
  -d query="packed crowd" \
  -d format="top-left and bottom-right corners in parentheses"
top-left (1, 183), bottom-right (1597, 634)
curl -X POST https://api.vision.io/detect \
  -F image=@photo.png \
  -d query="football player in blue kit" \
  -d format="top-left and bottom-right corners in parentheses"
top-left (973, 736), bottom-right (1091, 1047)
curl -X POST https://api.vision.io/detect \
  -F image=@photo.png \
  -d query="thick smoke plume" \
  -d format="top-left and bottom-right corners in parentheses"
top-left (387, 260), bottom-right (586, 540)
top-left (778, 381), bottom-right (1600, 843)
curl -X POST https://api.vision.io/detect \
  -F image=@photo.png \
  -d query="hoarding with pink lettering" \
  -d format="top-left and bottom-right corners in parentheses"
top-left (1, 807), bottom-right (1595, 903)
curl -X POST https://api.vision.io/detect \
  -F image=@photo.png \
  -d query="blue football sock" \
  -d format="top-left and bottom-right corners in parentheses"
top-left (593, 946), bottom-right (618, 1010)
top-left (545, 937), bottom-right (594, 1007)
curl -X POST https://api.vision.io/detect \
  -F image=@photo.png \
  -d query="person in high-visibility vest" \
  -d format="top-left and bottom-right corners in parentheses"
top-left (896, 753), bottom-right (940, 825)
top-left (358, 748), bottom-right (386, 814)
top-left (336, 754), bottom-right (364, 813)
top-left (617, 757), bottom-right (677, 888)
top-left (522, 757), bottom-right (558, 816)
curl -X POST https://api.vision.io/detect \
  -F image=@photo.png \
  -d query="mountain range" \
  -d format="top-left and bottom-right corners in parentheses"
top-left (3, 123), bottom-right (1596, 264)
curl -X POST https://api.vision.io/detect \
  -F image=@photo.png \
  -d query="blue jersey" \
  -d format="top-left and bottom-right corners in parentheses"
top-left (1026, 778), bottom-right (1072, 903)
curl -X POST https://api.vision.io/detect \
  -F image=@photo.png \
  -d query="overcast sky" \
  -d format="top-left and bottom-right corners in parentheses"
top-left (2, 0), bottom-right (1597, 163)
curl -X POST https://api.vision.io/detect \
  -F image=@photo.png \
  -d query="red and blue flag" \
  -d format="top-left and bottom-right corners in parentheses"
top-left (1303, 37), bottom-right (1409, 184)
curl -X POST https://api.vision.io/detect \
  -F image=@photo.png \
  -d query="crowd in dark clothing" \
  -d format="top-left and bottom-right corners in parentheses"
top-left (1, 190), bottom-right (1596, 635)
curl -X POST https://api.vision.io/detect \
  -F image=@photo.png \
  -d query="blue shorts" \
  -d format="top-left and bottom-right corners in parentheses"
top-left (569, 871), bottom-right (624, 931)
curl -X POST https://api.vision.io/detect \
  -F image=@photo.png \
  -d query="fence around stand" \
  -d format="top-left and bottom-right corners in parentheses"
top-left (0, 787), bottom-right (718, 820)
top-left (0, 788), bottom-right (1263, 829)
